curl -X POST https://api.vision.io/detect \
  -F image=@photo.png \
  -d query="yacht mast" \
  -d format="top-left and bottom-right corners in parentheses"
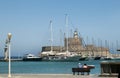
top-left (50, 20), bottom-right (53, 52)
top-left (92, 37), bottom-right (95, 57)
top-left (100, 39), bottom-right (103, 57)
top-left (65, 14), bottom-right (69, 53)
top-left (116, 40), bottom-right (118, 57)
top-left (60, 29), bottom-right (62, 52)
top-left (105, 40), bottom-right (108, 57)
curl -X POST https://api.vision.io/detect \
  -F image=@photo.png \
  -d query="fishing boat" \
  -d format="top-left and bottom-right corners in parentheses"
top-left (23, 54), bottom-right (42, 61)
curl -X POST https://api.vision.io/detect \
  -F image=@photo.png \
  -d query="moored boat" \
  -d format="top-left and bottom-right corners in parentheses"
top-left (41, 55), bottom-right (80, 62)
top-left (23, 54), bottom-right (42, 61)
top-left (103, 56), bottom-right (112, 60)
top-left (41, 51), bottom-right (80, 62)
top-left (40, 17), bottom-right (81, 62)
top-left (79, 57), bottom-right (88, 61)
top-left (94, 56), bottom-right (101, 60)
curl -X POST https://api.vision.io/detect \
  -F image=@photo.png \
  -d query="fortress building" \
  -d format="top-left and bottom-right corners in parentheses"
top-left (41, 30), bottom-right (111, 57)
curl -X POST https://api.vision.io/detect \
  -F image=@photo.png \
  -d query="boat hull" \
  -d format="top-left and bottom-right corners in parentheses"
top-left (41, 56), bottom-right (80, 62)
top-left (79, 57), bottom-right (89, 61)
top-left (94, 56), bottom-right (101, 60)
top-left (23, 58), bottom-right (42, 61)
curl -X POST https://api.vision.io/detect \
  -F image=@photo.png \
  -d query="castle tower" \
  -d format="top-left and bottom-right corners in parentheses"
top-left (64, 30), bottom-right (83, 52)
top-left (74, 30), bottom-right (78, 38)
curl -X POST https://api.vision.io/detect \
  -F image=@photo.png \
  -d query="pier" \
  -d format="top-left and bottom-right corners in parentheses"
top-left (0, 74), bottom-right (117, 78)
top-left (99, 61), bottom-right (120, 77)
top-left (0, 58), bottom-right (22, 62)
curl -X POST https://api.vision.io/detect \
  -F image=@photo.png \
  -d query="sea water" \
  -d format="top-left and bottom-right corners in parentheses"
top-left (0, 60), bottom-right (119, 74)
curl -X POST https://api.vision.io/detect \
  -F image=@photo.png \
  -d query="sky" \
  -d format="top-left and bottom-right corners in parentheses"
top-left (0, 0), bottom-right (120, 56)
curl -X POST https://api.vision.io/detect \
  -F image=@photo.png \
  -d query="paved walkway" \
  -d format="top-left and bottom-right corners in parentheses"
top-left (0, 74), bottom-right (118, 78)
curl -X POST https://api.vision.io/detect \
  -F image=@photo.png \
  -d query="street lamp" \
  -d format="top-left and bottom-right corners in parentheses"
top-left (8, 33), bottom-right (12, 78)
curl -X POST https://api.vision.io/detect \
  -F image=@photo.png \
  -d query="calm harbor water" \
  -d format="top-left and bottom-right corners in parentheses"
top-left (0, 60), bottom-right (119, 74)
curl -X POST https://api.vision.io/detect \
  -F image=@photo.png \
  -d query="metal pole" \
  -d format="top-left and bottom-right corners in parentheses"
top-left (8, 41), bottom-right (11, 78)
top-left (8, 33), bottom-right (12, 78)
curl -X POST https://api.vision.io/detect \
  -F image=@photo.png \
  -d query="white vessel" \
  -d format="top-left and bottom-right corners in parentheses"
top-left (23, 54), bottom-right (42, 61)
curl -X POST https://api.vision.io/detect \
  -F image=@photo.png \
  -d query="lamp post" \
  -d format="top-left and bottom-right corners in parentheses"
top-left (8, 33), bottom-right (12, 78)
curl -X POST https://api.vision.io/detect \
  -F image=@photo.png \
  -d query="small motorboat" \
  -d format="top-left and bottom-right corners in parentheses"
top-left (23, 54), bottom-right (42, 61)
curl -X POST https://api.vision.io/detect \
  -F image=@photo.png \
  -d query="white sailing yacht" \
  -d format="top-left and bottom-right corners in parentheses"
top-left (41, 20), bottom-right (56, 56)
top-left (41, 15), bottom-right (80, 62)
